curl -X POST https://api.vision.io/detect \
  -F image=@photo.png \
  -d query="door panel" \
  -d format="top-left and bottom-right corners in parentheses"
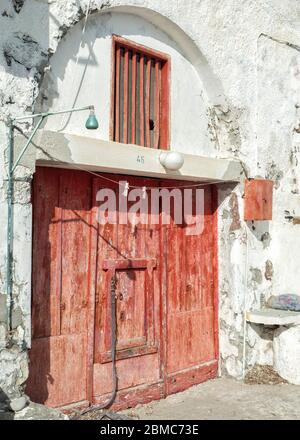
top-left (92, 176), bottom-right (161, 399)
top-left (27, 168), bottom-right (92, 407)
top-left (59, 172), bottom-right (92, 335)
top-left (93, 353), bottom-right (160, 396)
top-left (31, 167), bottom-right (60, 339)
top-left (27, 334), bottom-right (87, 408)
top-left (164, 185), bottom-right (218, 382)
top-left (28, 167), bottom-right (218, 409)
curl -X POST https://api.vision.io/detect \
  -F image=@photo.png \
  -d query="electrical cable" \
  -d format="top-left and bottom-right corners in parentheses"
top-left (58, 0), bottom-right (92, 131)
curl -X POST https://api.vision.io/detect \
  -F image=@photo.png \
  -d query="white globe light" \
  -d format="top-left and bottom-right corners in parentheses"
top-left (159, 151), bottom-right (184, 171)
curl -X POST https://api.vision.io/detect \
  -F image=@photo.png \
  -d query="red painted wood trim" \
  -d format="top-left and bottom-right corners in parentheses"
top-left (53, 175), bottom-right (63, 337)
top-left (112, 35), bottom-right (169, 63)
top-left (159, 195), bottom-right (168, 397)
top-left (99, 345), bottom-right (158, 364)
top-left (86, 201), bottom-right (98, 404)
top-left (123, 48), bottom-right (129, 144)
top-left (165, 360), bottom-right (218, 396)
top-left (212, 185), bottom-right (219, 363)
top-left (102, 258), bottom-right (156, 270)
top-left (139, 54), bottom-right (145, 146)
top-left (131, 52), bottom-right (137, 144)
top-left (145, 57), bottom-right (151, 148)
top-left (110, 35), bottom-right (170, 149)
top-left (114, 45), bottom-right (121, 143)
top-left (93, 381), bottom-right (164, 411)
top-left (154, 61), bottom-right (160, 149)
top-left (145, 262), bottom-right (155, 347)
top-left (244, 179), bottom-right (273, 221)
top-left (160, 60), bottom-right (170, 150)
top-left (109, 36), bottom-right (116, 142)
top-left (55, 203), bottom-right (62, 337)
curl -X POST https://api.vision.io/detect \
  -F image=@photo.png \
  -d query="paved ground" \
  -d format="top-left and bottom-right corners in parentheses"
top-left (122, 378), bottom-right (300, 420)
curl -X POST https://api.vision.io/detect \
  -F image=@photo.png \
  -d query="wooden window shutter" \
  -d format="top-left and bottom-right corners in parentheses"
top-left (111, 35), bottom-right (170, 149)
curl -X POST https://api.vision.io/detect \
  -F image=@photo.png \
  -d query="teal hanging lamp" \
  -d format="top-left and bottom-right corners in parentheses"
top-left (85, 106), bottom-right (99, 130)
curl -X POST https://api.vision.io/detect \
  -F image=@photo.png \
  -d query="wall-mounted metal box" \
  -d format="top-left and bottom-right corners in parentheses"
top-left (244, 179), bottom-right (273, 221)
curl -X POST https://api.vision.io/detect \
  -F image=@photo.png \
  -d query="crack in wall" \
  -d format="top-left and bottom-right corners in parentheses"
top-left (260, 33), bottom-right (300, 52)
top-left (12, 0), bottom-right (25, 14)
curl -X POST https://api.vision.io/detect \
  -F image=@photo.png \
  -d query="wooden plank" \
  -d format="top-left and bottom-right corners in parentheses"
top-left (164, 185), bottom-right (218, 379)
top-left (103, 258), bottom-right (156, 270)
top-left (123, 48), bottom-right (129, 144)
top-left (59, 171), bottom-right (91, 335)
top-left (145, 57), bottom-right (151, 148)
top-left (114, 45), bottom-right (121, 142)
top-left (92, 176), bottom-right (119, 364)
top-left (165, 360), bottom-right (218, 396)
top-left (100, 344), bottom-right (157, 364)
top-left (159, 201), bottom-right (168, 398)
top-left (27, 334), bottom-right (87, 407)
top-left (212, 185), bottom-right (219, 361)
top-left (131, 51), bottom-right (137, 144)
top-left (139, 55), bottom-right (145, 146)
top-left (167, 308), bottom-right (216, 373)
top-left (109, 37), bottom-right (116, 141)
top-left (160, 61), bottom-right (170, 149)
top-left (86, 207), bottom-right (97, 404)
top-left (93, 381), bottom-right (164, 412)
top-left (154, 61), bottom-right (160, 149)
top-left (93, 351), bottom-right (159, 396)
top-left (112, 35), bottom-right (170, 62)
top-left (31, 167), bottom-right (61, 338)
top-left (244, 179), bottom-right (273, 220)
top-left (29, 167), bottom-right (92, 408)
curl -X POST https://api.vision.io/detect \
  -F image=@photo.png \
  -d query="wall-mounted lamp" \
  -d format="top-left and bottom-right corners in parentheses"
top-left (159, 151), bottom-right (184, 171)
top-left (85, 106), bottom-right (99, 130)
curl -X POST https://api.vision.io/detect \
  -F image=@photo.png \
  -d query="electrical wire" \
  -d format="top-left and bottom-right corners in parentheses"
top-left (242, 224), bottom-right (249, 380)
top-left (58, 0), bottom-right (92, 131)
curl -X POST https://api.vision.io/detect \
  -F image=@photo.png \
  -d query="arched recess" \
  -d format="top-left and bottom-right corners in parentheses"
top-left (37, 5), bottom-right (226, 156)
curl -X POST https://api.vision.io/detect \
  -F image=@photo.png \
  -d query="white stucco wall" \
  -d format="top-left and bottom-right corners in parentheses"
top-left (1, 0), bottom-right (300, 403)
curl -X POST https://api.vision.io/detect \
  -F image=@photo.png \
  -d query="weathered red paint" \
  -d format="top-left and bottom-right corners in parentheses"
top-left (139, 54), bottom-right (145, 147)
top-left (131, 52), bottom-right (137, 145)
top-left (27, 167), bottom-right (218, 410)
top-left (145, 58), bottom-right (151, 148)
top-left (244, 179), bottom-right (273, 221)
top-left (159, 58), bottom-right (170, 150)
top-left (27, 169), bottom-right (92, 407)
top-left (154, 60), bottom-right (160, 149)
top-left (111, 35), bottom-right (170, 149)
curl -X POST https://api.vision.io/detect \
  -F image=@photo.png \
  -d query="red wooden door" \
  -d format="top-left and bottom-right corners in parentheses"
top-left (162, 185), bottom-right (218, 394)
top-left (27, 168), bottom-right (93, 407)
top-left (92, 175), bottom-right (163, 408)
top-left (27, 167), bottom-right (218, 409)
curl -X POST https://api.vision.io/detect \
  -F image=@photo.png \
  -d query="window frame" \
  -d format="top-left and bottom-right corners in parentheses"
top-left (110, 34), bottom-right (170, 150)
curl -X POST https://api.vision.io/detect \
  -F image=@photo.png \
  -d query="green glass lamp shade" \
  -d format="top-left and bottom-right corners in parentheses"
top-left (85, 109), bottom-right (99, 130)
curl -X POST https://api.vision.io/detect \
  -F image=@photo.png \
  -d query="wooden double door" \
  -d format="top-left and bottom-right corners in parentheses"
top-left (26, 167), bottom-right (218, 409)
